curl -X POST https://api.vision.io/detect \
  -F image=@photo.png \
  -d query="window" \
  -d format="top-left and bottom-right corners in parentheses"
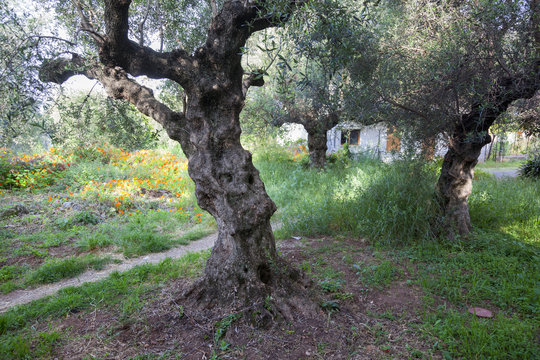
top-left (340, 129), bottom-right (361, 146)
top-left (341, 132), bottom-right (347, 145)
top-left (349, 130), bottom-right (360, 145)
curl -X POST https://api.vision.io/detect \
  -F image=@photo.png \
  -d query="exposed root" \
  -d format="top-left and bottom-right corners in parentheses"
top-left (181, 258), bottom-right (319, 328)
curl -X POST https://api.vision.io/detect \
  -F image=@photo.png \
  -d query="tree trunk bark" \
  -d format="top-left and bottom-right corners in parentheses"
top-left (183, 81), bottom-right (291, 305)
top-left (436, 132), bottom-right (491, 239)
top-left (306, 129), bottom-right (328, 169)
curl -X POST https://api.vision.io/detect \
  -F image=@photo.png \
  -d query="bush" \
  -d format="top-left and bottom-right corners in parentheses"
top-left (519, 154), bottom-right (540, 178)
top-left (0, 149), bottom-right (68, 190)
top-left (69, 143), bottom-right (126, 165)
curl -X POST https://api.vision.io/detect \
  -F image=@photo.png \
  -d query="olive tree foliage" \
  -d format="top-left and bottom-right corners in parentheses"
top-left (47, 92), bottom-right (160, 149)
top-left (246, 0), bottom-right (379, 168)
top-left (37, 0), bottom-right (311, 309)
top-left (512, 93), bottom-right (540, 136)
top-left (0, 0), bottom-right (59, 148)
top-left (370, 0), bottom-right (540, 238)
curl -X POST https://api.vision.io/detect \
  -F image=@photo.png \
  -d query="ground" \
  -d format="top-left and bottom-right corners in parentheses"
top-left (8, 237), bottom-right (443, 360)
top-left (1, 146), bottom-right (538, 359)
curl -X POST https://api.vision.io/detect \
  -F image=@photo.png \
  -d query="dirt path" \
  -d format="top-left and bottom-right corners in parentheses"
top-left (0, 233), bottom-right (218, 313)
top-left (484, 169), bottom-right (519, 178)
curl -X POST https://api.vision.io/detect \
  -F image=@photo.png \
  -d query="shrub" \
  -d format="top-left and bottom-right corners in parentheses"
top-left (69, 143), bottom-right (126, 164)
top-left (519, 154), bottom-right (540, 178)
top-left (0, 149), bottom-right (68, 190)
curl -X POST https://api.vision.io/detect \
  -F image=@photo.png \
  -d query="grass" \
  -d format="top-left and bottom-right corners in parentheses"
top-left (0, 144), bottom-right (538, 359)
top-left (353, 259), bottom-right (401, 289)
top-left (24, 255), bottom-right (118, 285)
top-left (0, 250), bottom-right (210, 359)
top-left (476, 160), bottom-right (522, 170)
top-left (76, 211), bottom-right (214, 257)
top-left (257, 149), bottom-right (441, 245)
top-left (0, 255), bottom-right (119, 294)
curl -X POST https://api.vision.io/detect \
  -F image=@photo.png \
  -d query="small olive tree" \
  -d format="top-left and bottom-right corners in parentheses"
top-left (371, 0), bottom-right (540, 238)
top-left (268, 0), bottom-right (377, 168)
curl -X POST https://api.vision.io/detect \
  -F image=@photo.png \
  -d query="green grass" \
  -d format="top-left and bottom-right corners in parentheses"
top-left (257, 154), bottom-right (441, 245)
top-left (476, 160), bottom-right (522, 170)
top-left (0, 250), bottom-right (209, 359)
top-left (77, 211), bottom-right (214, 257)
top-left (353, 259), bottom-right (401, 289)
top-left (424, 308), bottom-right (537, 359)
top-left (255, 149), bottom-right (539, 359)
top-left (0, 255), bottom-right (119, 294)
top-left (24, 255), bottom-right (118, 286)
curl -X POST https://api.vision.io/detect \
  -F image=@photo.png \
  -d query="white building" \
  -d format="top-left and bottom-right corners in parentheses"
top-left (279, 121), bottom-right (502, 162)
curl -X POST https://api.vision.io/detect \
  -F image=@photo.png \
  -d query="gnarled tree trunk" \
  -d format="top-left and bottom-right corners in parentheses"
top-left (40, 0), bottom-right (308, 308)
top-left (437, 76), bottom-right (538, 239)
top-left (436, 131), bottom-right (490, 238)
top-left (184, 78), bottom-right (281, 302)
top-left (276, 111), bottom-right (339, 169)
top-left (306, 128), bottom-right (328, 168)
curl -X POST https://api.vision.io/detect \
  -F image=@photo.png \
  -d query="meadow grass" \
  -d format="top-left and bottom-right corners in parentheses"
top-left (0, 255), bottom-right (119, 294)
top-left (255, 147), bottom-right (539, 359)
top-left (257, 148), bottom-right (441, 245)
top-left (0, 251), bottom-right (210, 359)
top-left (476, 160), bottom-right (523, 170)
top-left (76, 210), bottom-right (215, 256)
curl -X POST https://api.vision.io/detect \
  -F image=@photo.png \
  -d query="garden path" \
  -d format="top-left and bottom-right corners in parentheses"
top-left (0, 232), bottom-right (217, 313)
top-left (484, 169), bottom-right (519, 178)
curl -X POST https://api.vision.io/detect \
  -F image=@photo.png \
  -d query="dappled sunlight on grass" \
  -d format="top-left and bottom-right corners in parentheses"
top-left (258, 154), bottom-right (440, 244)
top-left (470, 177), bottom-right (539, 245)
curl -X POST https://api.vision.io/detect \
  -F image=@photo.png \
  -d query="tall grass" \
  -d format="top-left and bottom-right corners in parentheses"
top-left (257, 150), bottom-right (441, 245)
top-left (469, 176), bottom-right (540, 244)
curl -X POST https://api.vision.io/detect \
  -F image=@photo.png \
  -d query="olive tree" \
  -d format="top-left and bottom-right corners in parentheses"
top-left (38, 0), bottom-right (306, 307)
top-left (266, 0), bottom-right (376, 168)
top-left (0, 0), bottom-right (53, 148)
top-left (372, 0), bottom-right (540, 238)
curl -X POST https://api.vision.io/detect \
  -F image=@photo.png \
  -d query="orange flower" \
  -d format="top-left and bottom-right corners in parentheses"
top-left (48, 196), bottom-right (52, 201)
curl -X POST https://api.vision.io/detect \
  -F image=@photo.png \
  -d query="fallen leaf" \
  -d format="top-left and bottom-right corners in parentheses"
top-left (468, 307), bottom-right (493, 318)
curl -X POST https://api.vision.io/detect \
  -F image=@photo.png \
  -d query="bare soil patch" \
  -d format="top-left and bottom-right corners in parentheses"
top-left (30, 237), bottom-right (439, 359)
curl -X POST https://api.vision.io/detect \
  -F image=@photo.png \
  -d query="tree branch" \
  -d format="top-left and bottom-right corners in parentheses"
top-left (242, 70), bottom-right (265, 96)
top-left (76, 0), bottom-right (105, 45)
top-left (39, 54), bottom-right (193, 156)
top-left (376, 89), bottom-right (430, 120)
top-left (202, 0), bottom-right (305, 62)
top-left (97, 0), bottom-right (194, 87)
top-left (209, 0), bottom-right (218, 17)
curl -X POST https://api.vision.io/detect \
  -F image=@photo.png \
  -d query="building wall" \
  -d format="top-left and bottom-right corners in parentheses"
top-left (277, 123), bottom-right (308, 145)
top-left (281, 121), bottom-right (497, 163)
